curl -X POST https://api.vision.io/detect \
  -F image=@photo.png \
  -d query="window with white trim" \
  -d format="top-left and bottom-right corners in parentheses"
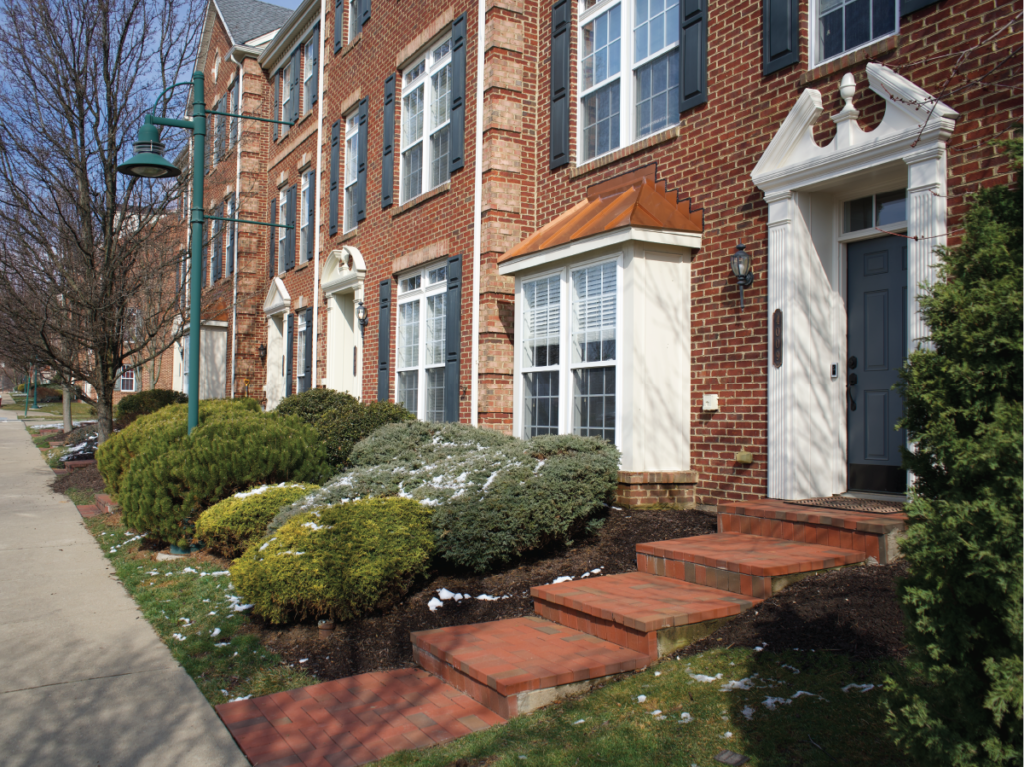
top-left (117, 367), bottom-right (136, 393)
top-left (280, 60), bottom-right (292, 135)
top-left (578, 0), bottom-right (680, 163)
top-left (300, 171), bottom-right (311, 263)
top-left (343, 112), bottom-right (359, 232)
top-left (349, 0), bottom-right (359, 41)
top-left (304, 32), bottom-right (317, 114)
top-left (277, 189), bottom-right (288, 273)
top-left (296, 313), bottom-right (307, 389)
top-left (400, 35), bottom-right (452, 203)
top-left (815, 0), bottom-right (896, 65)
top-left (520, 258), bottom-right (619, 443)
top-left (395, 263), bottom-right (448, 421)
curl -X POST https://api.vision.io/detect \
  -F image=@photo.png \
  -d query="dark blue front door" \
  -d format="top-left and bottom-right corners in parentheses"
top-left (847, 236), bottom-right (907, 493)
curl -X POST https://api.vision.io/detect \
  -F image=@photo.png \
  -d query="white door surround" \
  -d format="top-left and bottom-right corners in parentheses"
top-left (263, 277), bottom-right (292, 410)
top-left (751, 63), bottom-right (957, 501)
top-left (321, 246), bottom-right (366, 398)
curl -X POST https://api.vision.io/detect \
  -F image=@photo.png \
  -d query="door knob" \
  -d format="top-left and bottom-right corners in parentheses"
top-left (848, 372), bottom-right (858, 385)
top-left (848, 355), bottom-right (858, 369)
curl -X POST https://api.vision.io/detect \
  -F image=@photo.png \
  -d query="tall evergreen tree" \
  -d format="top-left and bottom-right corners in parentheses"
top-left (887, 137), bottom-right (1023, 766)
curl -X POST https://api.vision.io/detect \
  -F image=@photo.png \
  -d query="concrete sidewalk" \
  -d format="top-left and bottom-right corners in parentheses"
top-left (0, 421), bottom-right (248, 767)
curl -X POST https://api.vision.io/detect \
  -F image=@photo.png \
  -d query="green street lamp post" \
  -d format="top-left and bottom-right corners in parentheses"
top-left (118, 71), bottom-right (291, 433)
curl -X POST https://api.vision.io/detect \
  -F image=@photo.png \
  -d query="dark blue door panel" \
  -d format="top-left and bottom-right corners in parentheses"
top-left (847, 236), bottom-right (907, 493)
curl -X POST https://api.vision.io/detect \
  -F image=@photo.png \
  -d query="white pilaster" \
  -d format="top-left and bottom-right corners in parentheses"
top-left (765, 190), bottom-right (793, 500)
top-left (905, 145), bottom-right (948, 349)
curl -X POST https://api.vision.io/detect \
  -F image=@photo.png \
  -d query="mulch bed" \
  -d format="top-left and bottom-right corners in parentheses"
top-left (51, 464), bottom-right (106, 494)
top-left (240, 506), bottom-right (718, 681)
top-left (677, 560), bottom-right (910, 660)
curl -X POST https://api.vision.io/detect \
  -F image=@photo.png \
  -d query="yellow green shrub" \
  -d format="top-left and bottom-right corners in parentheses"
top-left (196, 483), bottom-right (321, 559)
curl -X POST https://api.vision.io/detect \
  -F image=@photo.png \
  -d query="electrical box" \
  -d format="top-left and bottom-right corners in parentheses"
top-left (702, 394), bottom-right (719, 412)
top-left (830, 363), bottom-right (839, 379)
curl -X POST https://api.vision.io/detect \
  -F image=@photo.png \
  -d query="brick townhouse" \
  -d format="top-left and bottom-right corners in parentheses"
top-left (177, 0), bottom-right (1021, 508)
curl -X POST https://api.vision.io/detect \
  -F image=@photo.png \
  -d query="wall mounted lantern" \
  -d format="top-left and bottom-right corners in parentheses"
top-left (730, 243), bottom-right (755, 310)
top-left (356, 300), bottom-right (369, 331)
top-left (257, 343), bottom-right (267, 363)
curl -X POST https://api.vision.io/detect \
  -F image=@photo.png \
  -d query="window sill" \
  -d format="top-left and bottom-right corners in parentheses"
top-left (569, 125), bottom-right (680, 179)
top-left (337, 33), bottom-right (362, 60)
top-left (339, 227), bottom-right (359, 243)
top-left (800, 35), bottom-right (899, 87)
top-left (390, 181), bottom-right (451, 218)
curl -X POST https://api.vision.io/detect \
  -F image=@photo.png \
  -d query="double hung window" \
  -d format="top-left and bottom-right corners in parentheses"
top-left (520, 258), bottom-right (619, 444)
top-left (344, 112), bottom-right (359, 232)
top-left (400, 36), bottom-right (452, 203)
top-left (296, 313), bottom-right (307, 391)
top-left (117, 367), bottom-right (136, 393)
top-left (578, 0), bottom-right (680, 163)
top-left (304, 35), bottom-right (316, 114)
top-left (349, 0), bottom-right (359, 41)
top-left (815, 0), bottom-right (896, 64)
top-left (395, 263), bottom-right (448, 421)
top-left (280, 61), bottom-right (292, 135)
top-left (300, 172), bottom-right (311, 263)
top-left (277, 189), bottom-right (288, 273)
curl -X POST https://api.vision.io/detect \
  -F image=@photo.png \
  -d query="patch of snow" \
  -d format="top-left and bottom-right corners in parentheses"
top-left (651, 710), bottom-right (662, 716)
top-left (719, 677), bottom-right (756, 691)
top-left (790, 690), bottom-right (818, 699)
top-left (427, 597), bottom-right (443, 612)
top-left (550, 576), bottom-right (574, 585)
top-left (762, 696), bottom-right (792, 710)
top-left (214, 641), bottom-right (231, 647)
top-left (636, 695), bottom-right (647, 703)
top-left (721, 731), bottom-right (733, 739)
top-left (172, 633), bottom-right (186, 641)
top-left (228, 695), bottom-right (252, 702)
top-left (741, 706), bottom-right (755, 720)
top-left (654, 672), bottom-right (661, 677)
top-left (679, 713), bottom-right (692, 723)
top-left (753, 643), bottom-right (767, 652)
top-left (573, 719), bottom-right (586, 725)
top-left (689, 673), bottom-right (724, 683)
top-left (211, 628), bottom-right (221, 638)
top-left (299, 658), bottom-right (308, 663)
top-left (841, 683), bottom-right (875, 693)
top-left (438, 588), bottom-right (458, 600)
top-left (201, 570), bottom-right (231, 577)
top-left (259, 539), bottom-right (276, 552)
top-left (781, 664), bottom-right (800, 674)
top-left (476, 594), bottom-right (499, 601)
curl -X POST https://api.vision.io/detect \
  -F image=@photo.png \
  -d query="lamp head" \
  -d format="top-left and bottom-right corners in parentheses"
top-left (117, 116), bottom-right (181, 179)
top-left (355, 300), bottom-right (368, 323)
top-left (730, 243), bottom-right (751, 279)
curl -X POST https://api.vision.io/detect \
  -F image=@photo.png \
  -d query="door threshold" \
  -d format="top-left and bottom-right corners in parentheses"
top-left (842, 490), bottom-right (907, 503)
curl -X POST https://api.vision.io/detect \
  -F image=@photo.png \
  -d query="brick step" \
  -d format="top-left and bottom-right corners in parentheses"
top-left (636, 532), bottom-right (865, 598)
top-left (531, 571), bottom-right (759, 662)
top-left (412, 616), bottom-right (648, 719)
top-left (95, 493), bottom-right (119, 514)
top-left (216, 667), bottom-right (505, 767)
top-left (718, 500), bottom-right (907, 564)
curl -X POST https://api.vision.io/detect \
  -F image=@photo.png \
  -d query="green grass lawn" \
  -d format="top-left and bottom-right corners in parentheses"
top-left (82, 514), bottom-right (315, 705)
top-left (377, 647), bottom-right (916, 767)
top-left (2, 401), bottom-right (95, 418)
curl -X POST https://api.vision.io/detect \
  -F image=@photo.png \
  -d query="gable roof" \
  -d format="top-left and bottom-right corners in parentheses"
top-left (498, 165), bottom-right (704, 264)
top-left (215, 0), bottom-right (293, 46)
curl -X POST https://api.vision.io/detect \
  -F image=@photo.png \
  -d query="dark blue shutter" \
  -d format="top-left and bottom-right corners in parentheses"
top-left (679, 0), bottom-right (708, 112)
top-left (334, 0), bottom-right (344, 51)
top-left (901, 0), bottom-right (941, 14)
top-left (230, 79), bottom-right (239, 145)
top-left (212, 206), bottom-right (223, 281)
top-left (444, 254), bottom-right (462, 422)
top-left (377, 278), bottom-right (391, 402)
top-left (285, 186), bottom-right (296, 270)
top-left (360, 0), bottom-right (370, 30)
top-left (201, 222), bottom-right (208, 285)
top-left (305, 172), bottom-right (315, 263)
top-left (763, 0), bottom-right (799, 75)
top-left (449, 15), bottom-right (466, 174)
top-left (217, 97), bottom-right (227, 158)
top-left (285, 313), bottom-right (294, 397)
top-left (310, 25), bottom-right (320, 106)
top-left (272, 73), bottom-right (279, 141)
top-left (303, 307), bottom-right (314, 392)
top-left (226, 197), bottom-right (235, 276)
top-left (330, 120), bottom-right (340, 234)
top-left (382, 75), bottom-right (395, 208)
top-left (290, 48), bottom-right (301, 125)
top-left (269, 200), bottom-right (277, 277)
top-left (549, 0), bottom-right (570, 170)
top-left (356, 98), bottom-right (368, 222)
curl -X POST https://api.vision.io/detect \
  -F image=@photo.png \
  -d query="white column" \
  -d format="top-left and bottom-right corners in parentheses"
top-left (765, 190), bottom-right (793, 500)
top-left (905, 146), bottom-right (947, 349)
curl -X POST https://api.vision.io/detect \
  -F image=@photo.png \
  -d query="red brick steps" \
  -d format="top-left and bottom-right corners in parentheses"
top-left (412, 616), bottom-right (649, 719)
top-left (95, 493), bottom-right (119, 514)
top-left (637, 532), bottom-right (866, 598)
top-left (718, 500), bottom-right (907, 564)
top-left (216, 667), bottom-right (505, 766)
top-left (531, 571), bottom-right (759, 661)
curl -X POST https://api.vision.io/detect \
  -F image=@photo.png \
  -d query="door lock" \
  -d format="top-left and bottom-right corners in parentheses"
top-left (848, 355), bottom-right (858, 369)
top-left (848, 372), bottom-right (858, 386)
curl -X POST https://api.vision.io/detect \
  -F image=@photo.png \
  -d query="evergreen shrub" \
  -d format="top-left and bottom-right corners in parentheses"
top-left (885, 138), bottom-right (1022, 766)
top-left (99, 400), bottom-right (330, 546)
top-left (275, 388), bottom-right (413, 467)
top-left (231, 498), bottom-right (433, 624)
top-left (274, 421), bottom-right (619, 572)
top-left (196, 483), bottom-right (321, 558)
top-left (115, 389), bottom-right (188, 422)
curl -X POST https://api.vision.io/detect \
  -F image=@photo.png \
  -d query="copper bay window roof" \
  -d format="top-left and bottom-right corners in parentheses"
top-left (498, 165), bottom-right (703, 265)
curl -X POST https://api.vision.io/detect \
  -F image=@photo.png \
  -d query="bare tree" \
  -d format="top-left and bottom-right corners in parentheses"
top-left (0, 0), bottom-right (202, 441)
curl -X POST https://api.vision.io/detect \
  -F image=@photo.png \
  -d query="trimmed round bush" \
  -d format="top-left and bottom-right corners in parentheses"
top-left (98, 399), bottom-right (260, 497)
top-left (196, 483), bottom-right (321, 558)
top-left (275, 421), bottom-right (620, 572)
top-left (115, 389), bottom-right (188, 422)
top-left (231, 498), bottom-right (434, 624)
top-left (274, 388), bottom-right (414, 467)
top-left (101, 400), bottom-right (330, 546)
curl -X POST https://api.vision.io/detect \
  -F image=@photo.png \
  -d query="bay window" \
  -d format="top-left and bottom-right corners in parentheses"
top-left (400, 35), bottom-right (452, 203)
top-left (395, 263), bottom-right (448, 421)
top-left (579, 0), bottom-right (680, 163)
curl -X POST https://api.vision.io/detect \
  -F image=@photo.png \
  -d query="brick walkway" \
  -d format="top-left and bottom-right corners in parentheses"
top-left (216, 668), bottom-right (504, 767)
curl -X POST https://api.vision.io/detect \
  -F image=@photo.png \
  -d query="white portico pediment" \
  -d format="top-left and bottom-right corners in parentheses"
top-left (263, 277), bottom-right (291, 316)
top-left (752, 63), bottom-right (958, 193)
top-left (321, 246), bottom-right (366, 295)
